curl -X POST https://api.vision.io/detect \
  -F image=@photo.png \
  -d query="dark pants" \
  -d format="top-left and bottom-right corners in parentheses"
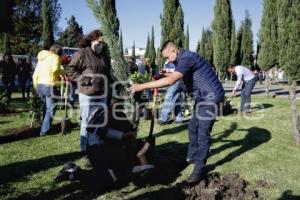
top-left (187, 103), bottom-right (217, 176)
top-left (240, 78), bottom-right (256, 112)
top-left (19, 77), bottom-right (30, 99)
top-left (3, 80), bottom-right (14, 101)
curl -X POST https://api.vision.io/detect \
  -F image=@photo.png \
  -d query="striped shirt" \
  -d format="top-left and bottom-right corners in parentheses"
top-left (174, 49), bottom-right (224, 103)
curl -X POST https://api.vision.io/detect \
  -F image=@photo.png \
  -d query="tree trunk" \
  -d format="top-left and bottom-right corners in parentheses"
top-left (3, 33), bottom-right (10, 52)
top-left (265, 72), bottom-right (270, 96)
top-left (289, 80), bottom-right (300, 145)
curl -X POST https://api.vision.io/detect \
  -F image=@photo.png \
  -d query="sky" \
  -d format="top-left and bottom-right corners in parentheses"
top-left (58, 0), bottom-right (263, 51)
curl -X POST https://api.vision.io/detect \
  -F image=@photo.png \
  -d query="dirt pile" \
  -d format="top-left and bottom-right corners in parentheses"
top-left (184, 173), bottom-right (260, 200)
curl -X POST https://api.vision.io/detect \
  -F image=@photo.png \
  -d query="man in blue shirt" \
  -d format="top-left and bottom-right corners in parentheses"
top-left (129, 41), bottom-right (224, 184)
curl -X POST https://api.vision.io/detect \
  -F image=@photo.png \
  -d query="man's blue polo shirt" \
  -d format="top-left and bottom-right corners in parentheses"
top-left (174, 49), bottom-right (224, 103)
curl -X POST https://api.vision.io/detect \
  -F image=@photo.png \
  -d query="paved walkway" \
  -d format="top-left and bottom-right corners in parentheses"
top-left (223, 82), bottom-right (299, 98)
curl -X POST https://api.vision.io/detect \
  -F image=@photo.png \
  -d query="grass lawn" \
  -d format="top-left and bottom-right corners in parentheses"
top-left (0, 95), bottom-right (300, 199)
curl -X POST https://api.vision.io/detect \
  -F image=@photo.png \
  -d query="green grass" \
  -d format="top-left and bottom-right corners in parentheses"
top-left (0, 96), bottom-right (300, 199)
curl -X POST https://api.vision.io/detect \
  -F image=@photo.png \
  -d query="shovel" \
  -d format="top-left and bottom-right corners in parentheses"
top-left (61, 80), bottom-right (71, 134)
top-left (137, 85), bottom-right (158, 165)
top-left (146, 86), bottom-right (158, 146)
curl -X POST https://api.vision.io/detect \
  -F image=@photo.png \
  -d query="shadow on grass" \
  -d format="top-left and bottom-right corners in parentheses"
top-left (278, 190), bottom-right (300, 200)
top-left (275, 90), bottom-right (300, 95)
top-left (0, 121), bottom-right (11, 124)
top-left (211, 122), bottom-right (238, 143)
top-left (0, 122), bottom-right (78, 144)
top-left (0, 151), bottom-right (83, 187)
top-left (129, 183), bottom-right (185, 200)
top-left (3, 141), bottom-right (189, 200)
top-left (154, 123), bottom-right (189, 138)
top-left (251, 103), bottom-right (274, 112)
top-left (224, 88), bottom-right (283, 94)
top-left (207, 126), bottom-right (271, 172)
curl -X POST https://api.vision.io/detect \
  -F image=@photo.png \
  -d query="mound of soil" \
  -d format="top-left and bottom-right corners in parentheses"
top-left (184, 173), bottom-right (260, 200)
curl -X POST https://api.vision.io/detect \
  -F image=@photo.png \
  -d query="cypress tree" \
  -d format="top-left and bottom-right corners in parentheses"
top-left (212, 0), bottom-right (233, 80)
top-left (160, 0), bottom-right (183, 47)
top-left (233, 25), bottom-right (243, 65)
top-left (184, 25), bottom-right (190, 50)
top-left (87, 0), bottom-right (125, 80)
top-left (156, 47), bottom-right (164, 70)
top-left (100, 0), bottom-right (119, 38)
top-left (277, 0), bottom-right (300, 144)
top-left (196, 40), bottom-right (201, 55)
top-left (257, 0), bottom-right (278, 70)
top-left (149, 26), bottom-right (156, 66)
top-left (199, 28), bottom-right (213, 65)
top-left (144, 33), bottom-right (150, 58)
top-left (278, 0), bottom-right (300, 79)
top-left (173, 4), bottom-right (185, 47)
top-left (240, 10), bottom-right (254, 67)
top-left (131, 41), bottom-right (136, 63)
top-left (87, 0), bottom-right (138, 127)
top-left (230, 21), bottom-right (237, 64)
top-left (204, 29), bottom-right (214, 65)
top-left (257, 0), bottom-right (278, 96)
top-left (199, 28), bottom-right (206, 57)
top-left (42, 0), bottom-right (54, 49)
top-left (119, 29), bottom-right (124, 55)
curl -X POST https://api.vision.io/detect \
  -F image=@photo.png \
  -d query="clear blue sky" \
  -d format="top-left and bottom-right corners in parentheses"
top-left (58, 0), bottom-right (263, 51)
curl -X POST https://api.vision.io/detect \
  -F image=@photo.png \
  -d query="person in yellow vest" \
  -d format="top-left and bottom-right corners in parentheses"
top-left (32, 44), bottom-right (65, 136)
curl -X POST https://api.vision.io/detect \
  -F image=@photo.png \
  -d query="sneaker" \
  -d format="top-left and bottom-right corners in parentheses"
top-left (40, 132), bottom-right (46, 137)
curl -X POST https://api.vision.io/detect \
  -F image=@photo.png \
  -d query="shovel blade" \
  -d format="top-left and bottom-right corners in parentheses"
top-left (61, 117), bottom-right (71, 134)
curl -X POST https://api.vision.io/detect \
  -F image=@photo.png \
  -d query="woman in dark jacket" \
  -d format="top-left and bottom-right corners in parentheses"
top-left (0, 52), bottom-right (16, 102)
top-left (66, 30), bottom-right (113, 152)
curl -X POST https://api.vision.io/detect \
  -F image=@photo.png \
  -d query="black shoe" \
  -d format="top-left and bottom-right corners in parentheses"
top-left (173, 120), bottom-right (184, 124)
top-left (186, 158), bottom-right (194, 164)
top-left (157, 120), bottom-right (169, 125)
top-left (55, 162), bottom-right (81, 182)
top-left (184, 172), bottom-right (201, 186)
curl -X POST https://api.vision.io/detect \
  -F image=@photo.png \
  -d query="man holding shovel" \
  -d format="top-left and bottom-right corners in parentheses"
top-left (128, 41), bottom-right (224, 185)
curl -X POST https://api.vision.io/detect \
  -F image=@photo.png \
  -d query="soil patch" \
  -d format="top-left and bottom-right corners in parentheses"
top-left (184, 173), bottom-right (261, 200)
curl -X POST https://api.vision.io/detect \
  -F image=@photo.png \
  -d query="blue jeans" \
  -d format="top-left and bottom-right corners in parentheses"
top-left (159, 80), bottom-right (184, 122)
top-left (69, 81), bottom-right (77, 108)
top-left (240, 78), bottom-right (256, 112)
top-left (187, 103), bottom-right (217, 176)
top-left (79, 93), bottom-right (107, 152)
top-left (37, 84), bottom-right (58, 135)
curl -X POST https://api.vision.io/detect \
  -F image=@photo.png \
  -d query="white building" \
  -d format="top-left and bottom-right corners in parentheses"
top-left (124, 47), bottom-right (146, 64)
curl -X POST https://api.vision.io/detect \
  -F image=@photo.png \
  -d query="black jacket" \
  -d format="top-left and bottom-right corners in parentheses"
top-left (0, 60), bottom-right (16, 84)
